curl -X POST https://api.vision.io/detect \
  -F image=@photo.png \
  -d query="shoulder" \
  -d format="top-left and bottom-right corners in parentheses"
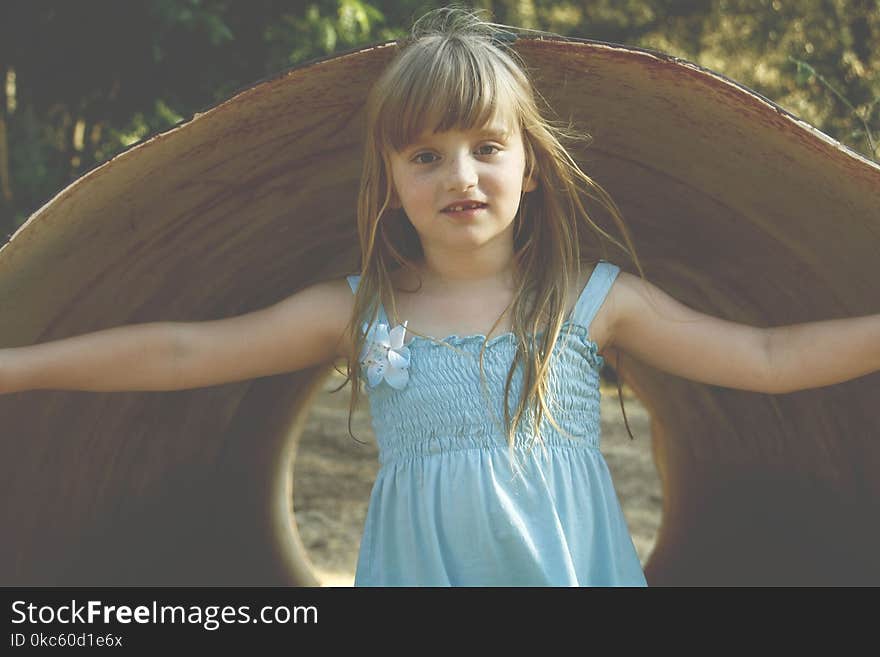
top-left (581, 263), bottom-right (637, 353)
top-left (275, 277), bottom-right (357, 359)
top-left (326, 277), bottom-right (359, 358)
top-left (301, 277), bottom-right (357, 313)
top-left (601, 270), bottom-right (674, 350)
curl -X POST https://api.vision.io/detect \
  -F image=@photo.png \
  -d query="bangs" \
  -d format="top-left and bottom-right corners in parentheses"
top-left (376, 37), bottom-right (524, 152)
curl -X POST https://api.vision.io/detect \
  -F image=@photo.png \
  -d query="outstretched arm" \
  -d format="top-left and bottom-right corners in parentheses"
top-left (1, 279), bottom-right (354, 393)
top-left (606, 272), bottom-right (880, 394)
top-left (764, 313), bottom-right (880, 394)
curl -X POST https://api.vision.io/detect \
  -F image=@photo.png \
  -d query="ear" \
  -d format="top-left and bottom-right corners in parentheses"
top-left (522, 172), bottom-right (538, 193)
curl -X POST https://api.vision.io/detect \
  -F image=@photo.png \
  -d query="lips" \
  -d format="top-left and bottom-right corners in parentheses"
top-left (442, 202), bottom-right (488, 212)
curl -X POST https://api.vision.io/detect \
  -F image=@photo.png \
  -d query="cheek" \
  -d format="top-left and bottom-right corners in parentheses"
top-left (405, 182), bottom-right (434, 208)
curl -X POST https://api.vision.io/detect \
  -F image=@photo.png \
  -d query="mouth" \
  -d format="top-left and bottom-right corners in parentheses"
top-left (442, 202), bottom-right (488, 215)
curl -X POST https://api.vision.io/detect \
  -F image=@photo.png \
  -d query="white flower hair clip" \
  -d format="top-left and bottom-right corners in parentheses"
top-left (360, 320), bottom-right (411, 390)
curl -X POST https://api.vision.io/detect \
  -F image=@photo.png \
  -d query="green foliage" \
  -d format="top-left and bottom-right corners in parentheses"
top-left (788, 56), bottom-right (878, 159)
top-left (1, 0), bottom-right (877, 239)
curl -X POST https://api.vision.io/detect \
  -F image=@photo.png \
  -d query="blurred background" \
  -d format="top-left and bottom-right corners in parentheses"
top-left (2, 0), bottom-right (877, 585)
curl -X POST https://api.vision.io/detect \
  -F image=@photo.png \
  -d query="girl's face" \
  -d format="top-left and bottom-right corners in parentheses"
top-left (386, 121), bottom-right (537, 257)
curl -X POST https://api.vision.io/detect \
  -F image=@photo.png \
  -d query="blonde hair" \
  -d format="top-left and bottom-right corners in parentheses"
top-left (338, 5), bottom-right (647, 453)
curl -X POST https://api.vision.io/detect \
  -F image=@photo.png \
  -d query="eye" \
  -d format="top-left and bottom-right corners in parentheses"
top-left (409, 143), bottom-right (500, 165)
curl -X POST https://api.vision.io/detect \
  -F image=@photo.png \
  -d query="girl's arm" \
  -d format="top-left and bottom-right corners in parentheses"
top-left (764, 314), bottom-right (880, 394)
top-left (1, 279), bottom-right (354, 393)
top-left (606, 272), bottom-right (880, 394)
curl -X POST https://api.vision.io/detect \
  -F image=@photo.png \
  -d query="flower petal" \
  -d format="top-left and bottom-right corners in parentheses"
top-left (384, 366), bottom-right (409, 390)
top-left (374, 323), bottom-right (390, 347)
top-left (387, 348), bottom-right (409, 369)
top-left (389, 322), bottom-right (407, 349)
top-left (366, 361), bottom-right (385, 387)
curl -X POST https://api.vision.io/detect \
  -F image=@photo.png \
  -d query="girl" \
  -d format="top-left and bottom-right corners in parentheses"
top-left (2, 7), bottom-right (879, 586)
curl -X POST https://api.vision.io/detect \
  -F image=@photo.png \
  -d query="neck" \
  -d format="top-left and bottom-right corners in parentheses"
top-left (410, 241), bottom-right (517, 293)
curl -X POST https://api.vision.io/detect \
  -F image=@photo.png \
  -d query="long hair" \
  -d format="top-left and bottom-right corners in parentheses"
top-left (339, 5), bottom-right (648, 452)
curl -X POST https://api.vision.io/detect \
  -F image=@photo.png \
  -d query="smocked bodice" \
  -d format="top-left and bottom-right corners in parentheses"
top-left (364, 326), bottom-right (605, 465)
top-left (348, 262), bottom-right (617, 466)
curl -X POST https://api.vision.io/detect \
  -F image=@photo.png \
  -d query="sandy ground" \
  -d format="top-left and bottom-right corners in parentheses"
top-left (293, 368), bottom-right (662, 586)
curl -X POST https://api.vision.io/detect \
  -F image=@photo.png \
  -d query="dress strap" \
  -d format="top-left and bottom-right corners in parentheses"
top-left (569, 260), bottom-right (620, 335)
top-left (345, 274), bottom-right (390, 325)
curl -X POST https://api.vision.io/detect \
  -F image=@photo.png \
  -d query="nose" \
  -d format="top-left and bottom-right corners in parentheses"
top-left (445, 150), bottom-right (478, 190)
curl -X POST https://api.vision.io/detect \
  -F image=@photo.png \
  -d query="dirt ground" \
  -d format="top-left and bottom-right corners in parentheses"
top-left (293, 368), bottom-right (662, 586)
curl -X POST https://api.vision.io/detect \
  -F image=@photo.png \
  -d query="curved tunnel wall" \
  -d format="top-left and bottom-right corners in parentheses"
top-left (1, 38), bottom-right (877, 585)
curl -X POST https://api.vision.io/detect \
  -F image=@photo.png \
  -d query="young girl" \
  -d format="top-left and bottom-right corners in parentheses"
top-left (2, 7), bottom-right (879, 587)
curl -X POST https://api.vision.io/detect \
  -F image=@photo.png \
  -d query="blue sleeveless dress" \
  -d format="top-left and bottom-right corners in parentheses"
top-left (345, 260), bottom-right (647, 587)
